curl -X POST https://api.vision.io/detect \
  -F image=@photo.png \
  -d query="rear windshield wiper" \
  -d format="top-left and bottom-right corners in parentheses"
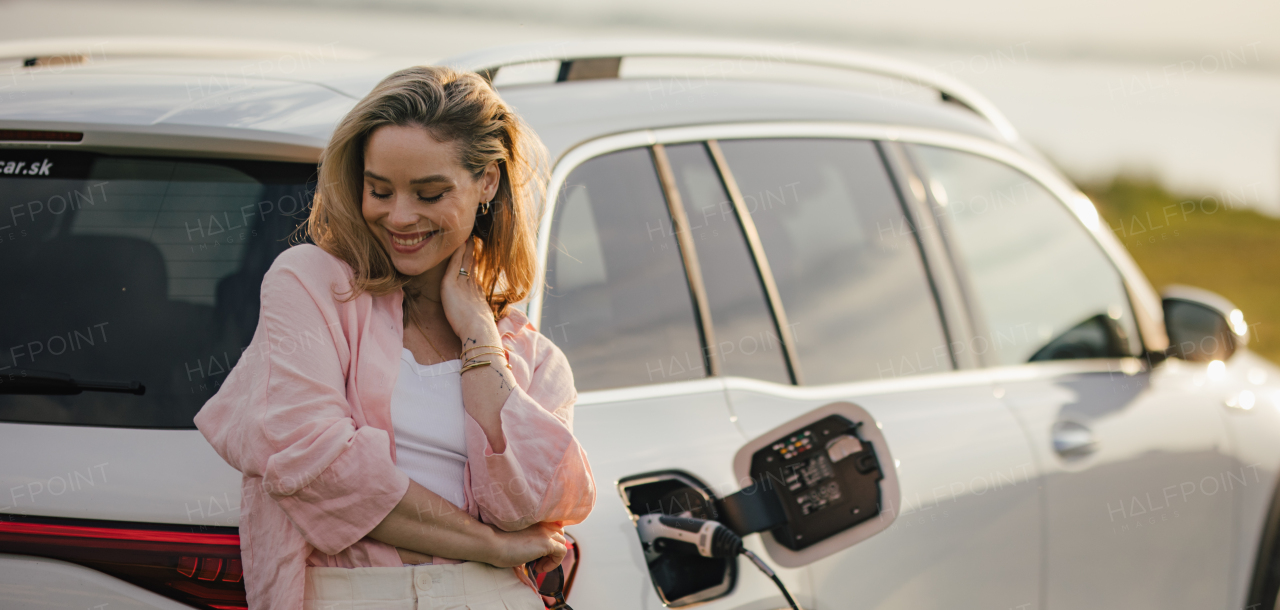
top-left (0, 370), bottom-right (145, 396)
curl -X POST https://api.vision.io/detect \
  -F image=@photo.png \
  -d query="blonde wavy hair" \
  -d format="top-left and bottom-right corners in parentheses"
top-left (303, 65), bottom-right (548, 320)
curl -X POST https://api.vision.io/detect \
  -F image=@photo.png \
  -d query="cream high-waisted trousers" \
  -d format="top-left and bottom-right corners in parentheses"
top-left (303, 562), bottom-right (544, 610)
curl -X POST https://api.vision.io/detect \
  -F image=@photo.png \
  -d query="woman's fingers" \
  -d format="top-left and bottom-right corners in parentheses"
top-left (532, 525), bottom-right (568, 573)
top-left (440, 236), bottom-right (498, 338)
top-left (439, 237), bottom-right (466, 308)
top-left (443, 237), bottom-right (477, 292)
top-left (489, 522), bottom-right (566, 569)
top-left (446, 235), bottom-right (467, 278)
top-left (461, 236), bottom-right (475, 274)
top-left (531, 541), bottom-right (566, 574)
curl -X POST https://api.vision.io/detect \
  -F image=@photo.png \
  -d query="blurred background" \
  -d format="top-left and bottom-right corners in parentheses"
top-left (2, 0), bottom-right (1276, 362)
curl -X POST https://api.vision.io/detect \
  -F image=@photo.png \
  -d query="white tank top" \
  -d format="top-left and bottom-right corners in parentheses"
top-left (390, 348), bottom-right (468, 513)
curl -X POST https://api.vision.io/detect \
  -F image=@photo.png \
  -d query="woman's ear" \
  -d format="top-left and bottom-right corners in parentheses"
top-left (480, 161), bottom-right (501, 201)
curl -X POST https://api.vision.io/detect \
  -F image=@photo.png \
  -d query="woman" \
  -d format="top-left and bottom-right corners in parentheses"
top-left (194, 65), bottom-right (596, 610)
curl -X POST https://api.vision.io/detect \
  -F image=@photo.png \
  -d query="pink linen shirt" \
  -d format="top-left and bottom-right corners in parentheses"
top-left (193, 244), bottom-right (596, 610)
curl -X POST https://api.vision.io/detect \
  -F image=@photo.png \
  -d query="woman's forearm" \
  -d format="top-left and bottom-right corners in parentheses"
top-left (367, 478), bottom-right (498, 562)
top-left (458, 325), bottom-right (516, 453)
top-left (368, 479), bottom-right (568, 569)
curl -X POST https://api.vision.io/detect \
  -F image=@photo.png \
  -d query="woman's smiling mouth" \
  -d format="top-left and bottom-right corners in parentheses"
top-left (387, 228), bottom-right (438, 253)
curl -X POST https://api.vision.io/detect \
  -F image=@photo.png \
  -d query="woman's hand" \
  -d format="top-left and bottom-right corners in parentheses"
top-left (486, 521), bottom-right (568, 573)
top-left (440, 237), bottom-right (497, 341)
top-left (440, 235), bottom-right (518, 453)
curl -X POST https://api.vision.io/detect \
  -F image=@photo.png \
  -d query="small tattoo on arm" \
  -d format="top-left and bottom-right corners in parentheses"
top-left (493, 367), bottom-right (512, 391)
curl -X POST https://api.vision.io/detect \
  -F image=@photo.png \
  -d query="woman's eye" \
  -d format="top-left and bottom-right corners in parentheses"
top-left (365, 186), bottom-right (445, 202)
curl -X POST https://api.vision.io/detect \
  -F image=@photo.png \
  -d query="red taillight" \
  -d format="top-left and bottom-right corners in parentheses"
top-left (197, 557), bottom-right (223, 581)
top-left (0, 129), bottom-right (83, 142)
top-left (0, 515), bottom-right (244, 610)
top-left (224, 558), bottom-right (243, 583)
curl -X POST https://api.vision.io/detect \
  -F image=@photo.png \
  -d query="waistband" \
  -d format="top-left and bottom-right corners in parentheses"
top-left (304, 561), bottom-right (525, 601)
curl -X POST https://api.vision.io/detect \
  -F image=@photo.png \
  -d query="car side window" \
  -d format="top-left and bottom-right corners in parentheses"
top-left (911, 145), bottom-right (1140, 365)
top-left (541, 147), bottom-right (705, 391)
top-left (717, 138), bottom-right (951, 384)
top-left (664, 142), bottom-right (790, 384)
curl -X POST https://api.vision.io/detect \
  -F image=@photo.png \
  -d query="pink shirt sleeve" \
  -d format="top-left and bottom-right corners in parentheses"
top-left (463, 324), bottom-right (597, 531)
top-left (197, 247), bottom-right (411, 557)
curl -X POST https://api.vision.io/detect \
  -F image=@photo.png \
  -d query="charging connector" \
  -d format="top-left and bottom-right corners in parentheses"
top-left (636, 514), bottom-right (802, 610)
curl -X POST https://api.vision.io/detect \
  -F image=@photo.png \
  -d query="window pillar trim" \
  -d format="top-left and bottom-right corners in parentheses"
top-left (651, 143), bottom-right (720, 377)
top-left (705, 139), bottom-right (803, 385)
top-left (877, 139), bottom-right (983, 370)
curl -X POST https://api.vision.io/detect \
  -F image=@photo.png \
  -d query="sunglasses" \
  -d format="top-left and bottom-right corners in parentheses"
top-left (524, 560), bottom-right (574, 610)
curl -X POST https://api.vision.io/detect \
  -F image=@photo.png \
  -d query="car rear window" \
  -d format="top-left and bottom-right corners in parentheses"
top-left (0, 150), bottom-right (315, 428)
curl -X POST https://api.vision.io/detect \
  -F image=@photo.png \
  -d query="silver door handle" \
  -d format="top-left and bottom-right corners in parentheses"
top-left (1051, 421), bottom-right (1097, 457)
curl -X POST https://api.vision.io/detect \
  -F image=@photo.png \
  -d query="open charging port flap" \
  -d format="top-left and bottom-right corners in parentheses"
top-left (726, 401), bottom-right (901, 568)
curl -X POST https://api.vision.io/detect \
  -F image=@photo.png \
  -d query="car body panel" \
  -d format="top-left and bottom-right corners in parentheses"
top-left (989, 360), bottom-right (1237, 609)
top-left (0, 553), bottom-right (192, 609)
top-left (723, 373), bottom-right (1041, 609)
top-left (565, 379), bottom-right (813, 610)
top-left (1212, 350), bottom-right (1280, 608)
top-left (0, 424), bottom-right (241, 527)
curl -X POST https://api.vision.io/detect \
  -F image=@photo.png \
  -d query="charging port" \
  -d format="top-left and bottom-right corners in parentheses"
top-left (618, 471), bottom-right (737, 606)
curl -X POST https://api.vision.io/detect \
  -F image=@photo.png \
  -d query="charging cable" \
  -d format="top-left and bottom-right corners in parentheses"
top-left (636, 514), bottom-right (801, 610)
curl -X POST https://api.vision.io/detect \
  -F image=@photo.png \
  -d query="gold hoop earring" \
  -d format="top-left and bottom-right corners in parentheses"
top-left (477, 199), bottom-right (491, 215)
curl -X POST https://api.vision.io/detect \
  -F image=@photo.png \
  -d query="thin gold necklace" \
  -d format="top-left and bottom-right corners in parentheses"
top-left (406, 308), bottom-right (457, 363)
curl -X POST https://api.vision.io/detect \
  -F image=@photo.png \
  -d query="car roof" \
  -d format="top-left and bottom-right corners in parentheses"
top-left (0, 38), bottom-right (1011, 164)
top-left (502, 78), bottom-right (1004, 161)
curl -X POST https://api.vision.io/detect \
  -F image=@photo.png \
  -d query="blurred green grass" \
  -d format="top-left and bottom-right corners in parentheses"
top-left (1078, 176), bottom-right (1280, 364)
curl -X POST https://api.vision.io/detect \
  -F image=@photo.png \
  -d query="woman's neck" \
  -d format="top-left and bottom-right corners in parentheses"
top-left (403, 258), bottom-right (447, 305)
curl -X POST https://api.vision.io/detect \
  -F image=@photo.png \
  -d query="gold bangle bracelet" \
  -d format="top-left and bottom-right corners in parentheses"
top-left (461, 359), bottom-right (495, 374)
top-left (460, 348), bottom-right (514, 374)
top-left (463, 351), bottom-right (505, 365)
top-left (462, 344), bottom-right (503, 356)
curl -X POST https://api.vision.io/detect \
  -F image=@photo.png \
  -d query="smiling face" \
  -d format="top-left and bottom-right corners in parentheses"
top-left (361, 123), bottom-right (499, 278)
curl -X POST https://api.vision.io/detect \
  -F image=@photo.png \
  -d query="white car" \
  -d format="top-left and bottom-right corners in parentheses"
top-left (2, 37), bottom-right (1279, 610)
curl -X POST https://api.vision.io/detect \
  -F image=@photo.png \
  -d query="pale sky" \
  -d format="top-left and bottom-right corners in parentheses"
top-left (2, 0), bottom-right (1278, 212)
top-left (211, 0), bottom-right (1280, 69)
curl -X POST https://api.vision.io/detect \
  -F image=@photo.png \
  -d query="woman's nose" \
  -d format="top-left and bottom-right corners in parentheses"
top-left (386, 194), bottom-right (421, 228)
